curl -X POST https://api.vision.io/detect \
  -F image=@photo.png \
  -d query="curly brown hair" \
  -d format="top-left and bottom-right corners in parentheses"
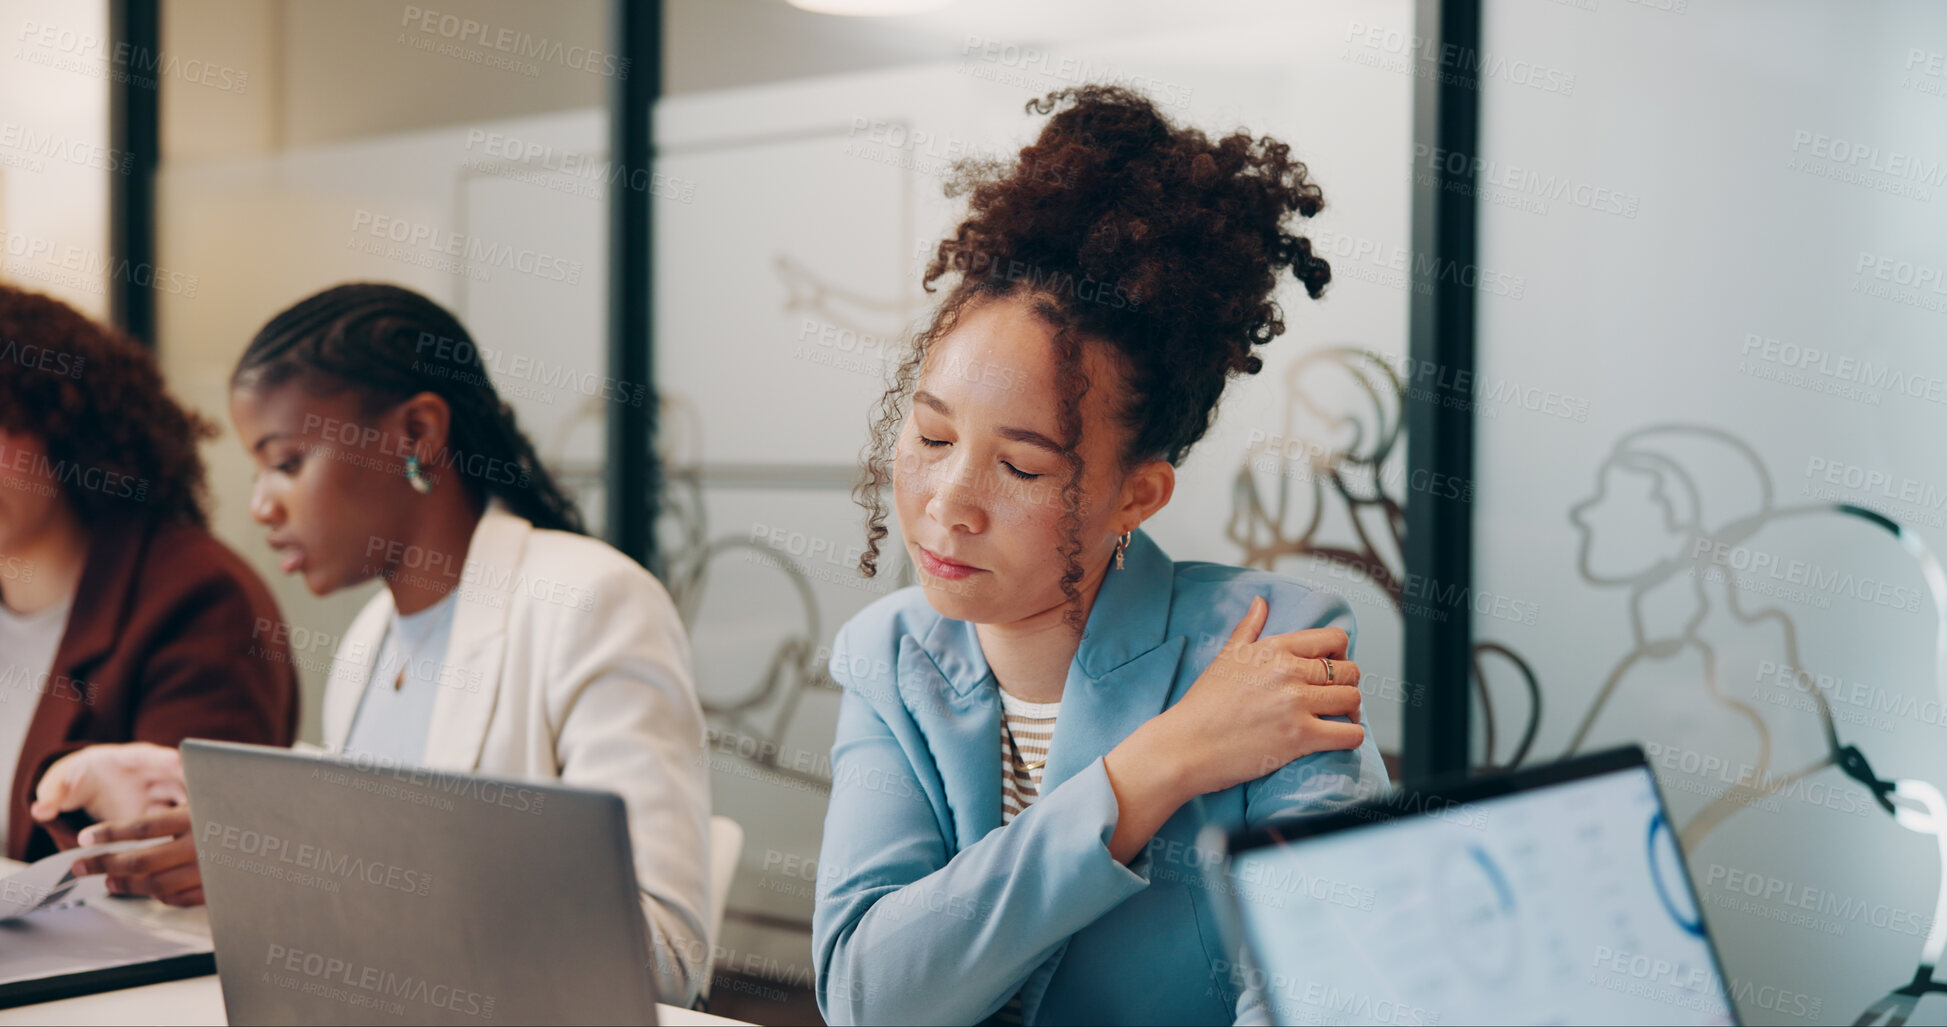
top-left (0, 286), bottom-right (215, 527)
top-left (855, 85), bottom-right (1331, 624)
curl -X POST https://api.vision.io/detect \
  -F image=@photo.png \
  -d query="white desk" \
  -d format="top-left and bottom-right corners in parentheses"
top-left (0, 976), bottom-right (744, 1026)
top-left (0, 860), bottom-right (748, 1026)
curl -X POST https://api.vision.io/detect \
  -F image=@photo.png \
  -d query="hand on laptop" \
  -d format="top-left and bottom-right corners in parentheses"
top-left (73, 808), bottom-right (204, 907)
top-left (30, 742), bottom-right (188, 826)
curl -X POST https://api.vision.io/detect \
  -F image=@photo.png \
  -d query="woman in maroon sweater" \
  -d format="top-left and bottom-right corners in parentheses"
top-left (0, 285), bottom-right (297, 866)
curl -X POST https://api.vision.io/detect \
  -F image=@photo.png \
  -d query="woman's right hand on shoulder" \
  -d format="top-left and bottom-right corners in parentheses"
top-left (1158, 595), bottom-right (1365, 797)
top-left (1104, 596), bottom-right (1362, 862)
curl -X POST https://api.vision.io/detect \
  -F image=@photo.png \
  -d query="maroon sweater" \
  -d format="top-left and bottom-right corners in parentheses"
top-left (6, 512), bottom-right (298, 860)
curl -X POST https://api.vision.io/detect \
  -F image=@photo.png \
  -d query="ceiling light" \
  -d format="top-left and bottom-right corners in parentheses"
top-left (785, 0), bottom-right (955, 16)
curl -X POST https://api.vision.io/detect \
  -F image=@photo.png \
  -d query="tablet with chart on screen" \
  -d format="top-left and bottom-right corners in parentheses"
top-left (1213, 746), bottom-right (1740, 1026)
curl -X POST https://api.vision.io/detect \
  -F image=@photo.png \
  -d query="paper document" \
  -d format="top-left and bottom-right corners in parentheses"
top-left (0, 902), bottom-right (211, 991)
top-left (0, 838), bottom-right (169, 921)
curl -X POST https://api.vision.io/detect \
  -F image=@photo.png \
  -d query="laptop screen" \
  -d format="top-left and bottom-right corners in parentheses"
top-left (1226, 753), bottom-right (1738, 1025)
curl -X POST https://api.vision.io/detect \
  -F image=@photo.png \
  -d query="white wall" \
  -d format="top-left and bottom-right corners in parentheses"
top-left (0, 0), bottom-right (112, 319)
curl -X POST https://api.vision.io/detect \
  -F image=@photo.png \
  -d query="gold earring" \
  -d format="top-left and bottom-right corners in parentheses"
top-left (1113, 531), bottom-right (1131, 570)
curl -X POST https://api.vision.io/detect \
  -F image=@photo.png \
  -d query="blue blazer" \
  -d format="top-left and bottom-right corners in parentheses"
top-left (812, 530), bottom-right (1391, 1025)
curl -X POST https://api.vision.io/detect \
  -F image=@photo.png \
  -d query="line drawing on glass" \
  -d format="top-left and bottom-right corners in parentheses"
top-left (777, 253), bottom-right (925, 340)
top-left (1565, 423), bottom-right (1947, 1026)
top-left (646, 256), bottom-right (927, 794)
top-left (1226, 345), bottom-right (1544, 769)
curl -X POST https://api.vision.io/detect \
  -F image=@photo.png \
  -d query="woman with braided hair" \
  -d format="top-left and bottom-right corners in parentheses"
top-left (57, 283), bottom-right (715, 1006)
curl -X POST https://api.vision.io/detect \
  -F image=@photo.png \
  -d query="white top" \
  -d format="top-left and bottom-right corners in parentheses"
top-left (0, 596), bottom-right (73, 844)
top-left (996, 689), bottom-right (1061, 720)
top-left (343, 591), bottom-right (459, 765)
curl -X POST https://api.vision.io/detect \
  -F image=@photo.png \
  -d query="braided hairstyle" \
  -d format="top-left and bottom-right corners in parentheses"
top-left (856, 85), bottom-right (1331, 624)
top-left (231, 283), bottom-right (584, 535)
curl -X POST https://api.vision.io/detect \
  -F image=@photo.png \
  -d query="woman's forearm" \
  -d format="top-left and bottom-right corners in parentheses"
top-left (1103, 719), bottom-right (1193, 864)
top-left (816, 759), bottom-right (1152, 1024)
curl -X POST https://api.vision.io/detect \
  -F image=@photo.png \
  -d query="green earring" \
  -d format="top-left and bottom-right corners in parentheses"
top-left (405, 453), bottom-right (434, 494)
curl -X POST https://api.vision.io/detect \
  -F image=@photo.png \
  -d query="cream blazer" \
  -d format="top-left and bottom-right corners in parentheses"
top-left (322, 503), bottom-right (712, 1005)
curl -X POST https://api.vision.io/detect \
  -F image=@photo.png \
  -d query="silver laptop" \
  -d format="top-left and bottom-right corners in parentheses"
top-left (181, 740), bottom-right (660, 1026)
top-left (1211, 745), bottom-right (1740, 1025)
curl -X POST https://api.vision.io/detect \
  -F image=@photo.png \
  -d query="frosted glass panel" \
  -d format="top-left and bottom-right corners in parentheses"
top-left (1474, 3), bottom-right (1947, 1023)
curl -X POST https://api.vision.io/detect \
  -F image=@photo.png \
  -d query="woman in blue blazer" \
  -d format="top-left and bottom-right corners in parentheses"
top-left (813, 86), bottom-right (1390, 1025)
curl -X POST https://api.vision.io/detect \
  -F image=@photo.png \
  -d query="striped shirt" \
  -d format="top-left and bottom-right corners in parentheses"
top-left (999, 689), bottom-right (1060, 824)
top-left (997, 688), bottom-right (1060, 1024)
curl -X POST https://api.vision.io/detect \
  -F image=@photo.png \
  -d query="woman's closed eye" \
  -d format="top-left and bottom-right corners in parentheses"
top-left (917, 434), bottom-right (1039, 479)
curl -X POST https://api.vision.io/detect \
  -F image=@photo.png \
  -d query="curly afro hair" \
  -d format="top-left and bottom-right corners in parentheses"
top-left (0, 286), bottom-right (215, 527)
top-left (855, 85), bottom-right (1331, 624)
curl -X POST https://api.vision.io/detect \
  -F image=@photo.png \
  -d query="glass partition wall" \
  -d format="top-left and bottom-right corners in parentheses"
top-left (1471, 2), bottom-right (1947, 1023)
